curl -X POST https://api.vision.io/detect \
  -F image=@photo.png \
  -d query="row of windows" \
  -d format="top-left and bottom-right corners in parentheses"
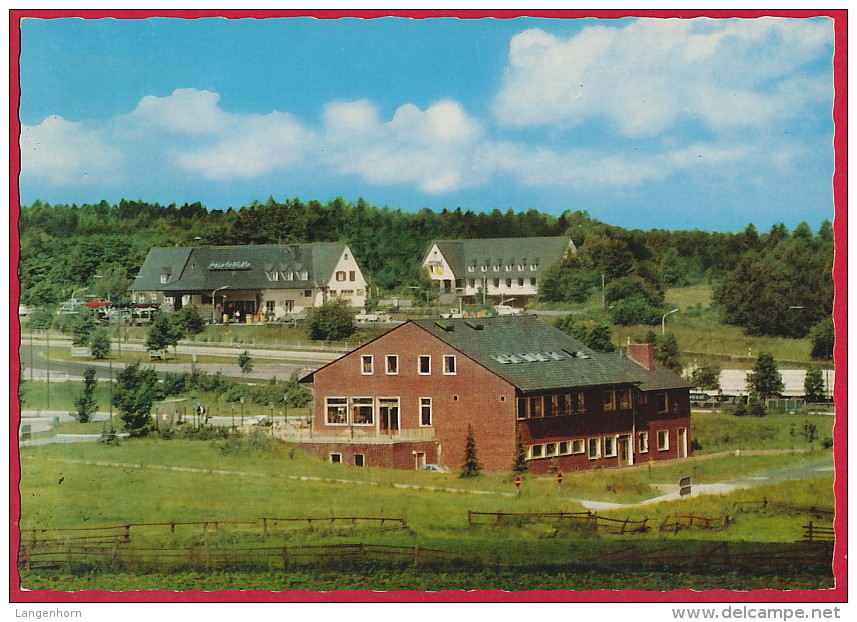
top-left (335, 270), bottom-right (357, 282)
top-left (466, 277), bottom-right (537, 288)
top-left (266, 270), bottom-right (309, 281)
top-left (330, 452), bottom-right (366, 466)
top-left (466, 261), bottom-right (540, 272)
top-left (326, 397), bottom-right (433, 427)
top-left (518, 390), bottom-right (669, 418)
top-left (361, 354), bottom-right (456, 376)
top-left (527, 430), bottom-right (669, 460)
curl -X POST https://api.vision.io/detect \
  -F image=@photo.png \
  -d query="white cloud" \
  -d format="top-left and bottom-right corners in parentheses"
top-left (321, 99), bottom-right (486, 194)
top-left (20, 115), bottom-right (121, 185)
top-left (493, 17), bottom-right (833, 137)
top-left (129, 88), bottom-right (228, 135)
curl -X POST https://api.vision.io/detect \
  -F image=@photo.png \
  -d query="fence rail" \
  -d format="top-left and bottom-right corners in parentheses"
top-left (734, 499), bottom-right (835, 517)
top-left (593, 541), bottom-right (832, 569)
top-left (658, 514), bottom-right (730, 533)
top-left (801, 521), bottom-right (835, 543)
top-left (467, 511), bottom-right (649, 534)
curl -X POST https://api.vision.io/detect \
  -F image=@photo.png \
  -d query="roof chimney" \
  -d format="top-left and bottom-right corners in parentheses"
top-left (627, 343), bottom-right (655, 370)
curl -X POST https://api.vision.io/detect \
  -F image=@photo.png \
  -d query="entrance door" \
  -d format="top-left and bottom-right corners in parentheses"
top-left (617, 434), bottom-right (631, 466)
top-left (378, 399), bottom-right (400, 435)
top-left (414, 451), bottom-right (426, 470)
top-left (677, 428), bottom-right (687, 458)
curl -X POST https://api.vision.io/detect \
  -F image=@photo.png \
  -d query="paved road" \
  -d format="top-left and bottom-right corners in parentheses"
top-left (18, 340), bottom-right (340, 383)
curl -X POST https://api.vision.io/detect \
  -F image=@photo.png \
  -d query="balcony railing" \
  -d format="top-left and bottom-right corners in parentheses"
top-left (273, 424), bottom-right (436, 444)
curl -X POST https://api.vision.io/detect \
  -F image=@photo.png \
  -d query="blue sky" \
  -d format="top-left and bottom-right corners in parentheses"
top-left (18, 15), bottom-right (835, 232)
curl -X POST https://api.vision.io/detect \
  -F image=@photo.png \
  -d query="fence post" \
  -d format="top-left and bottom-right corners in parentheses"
top-left (413, 545), bottom-right (420, 567)
top-left (262, 518), bottom-right (268, 537)
top-left (806, 521), bottom-right (813, 542)
top-left (124, 525), bottom-right (131, 543)
top-left (468, 511), bottom-right (472, 526)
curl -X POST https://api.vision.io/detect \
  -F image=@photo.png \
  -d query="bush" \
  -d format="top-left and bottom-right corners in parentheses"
top-left (609, 297), bottom-right (661, 326)
top-left (307, 299), bottom-right (356, 341)
top-left (217, 428), bottom-right (277, 455)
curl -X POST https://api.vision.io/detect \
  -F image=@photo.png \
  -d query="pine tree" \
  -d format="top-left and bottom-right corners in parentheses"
top-left (512, 432), bottom-right (528, 475)
top-left (460, 424), bottom-right (481, 478)
top-left (746, 352), bottom-right (784, 399)
top-left (804, 368), bottom-right (826, 402)
top-left (89, 327), bottom-right (111, 360)
top-left (237, 350), bottom-right (254, 375)
top-left (73, 368), bottom-right (97, 423)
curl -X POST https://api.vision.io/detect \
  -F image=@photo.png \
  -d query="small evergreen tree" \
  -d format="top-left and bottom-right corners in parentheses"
top-left (460, 424), bottom-right (481, 478)
top-left (585, 324), bottom-right (616, 353)
top-left (512, 432), bottom-right (528, 476)
top-left (146, 312), bottom-right (182, 352)
top-left (747, 396), bottom-right (767, 417)
top-left (746, 352), bottom-right (784, 399)
top-left (173, 305), bottom-right (207, 337)
top-left (691, 362), bottom-right (721, 391)
top-left (71, 312), bottom-right (96, 347)
top-left (655, 333), bottom-right (683, 373)
top-left (732, 401), bottom-right (747, 417)
top-left (804, 368), bottom-right (826, 402)
top-left (89, 327), bottom-right (111, 359)
top-left (237, 350), bottom-right (254, 375)
top-left (73, 368), bottom-right (98, 423)
top-left (113, 362), bottom-right (159, 433)
top-left (809, 317), bottom-right (834, 360)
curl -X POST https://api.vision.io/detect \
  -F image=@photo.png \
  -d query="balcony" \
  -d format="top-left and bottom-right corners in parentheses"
top-left (273, 424), bottom-right (437, 444)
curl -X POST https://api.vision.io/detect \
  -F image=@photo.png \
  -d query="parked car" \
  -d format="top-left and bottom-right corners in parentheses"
top-left (493, 304), bottom-right (522, 316)
top-left (420, 464), bottom-right (450, 473)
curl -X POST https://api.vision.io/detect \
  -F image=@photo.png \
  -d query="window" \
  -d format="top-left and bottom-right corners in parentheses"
top-left (530, 261), bottom-right (540, 271)
top-left (357, 289), bottom-right (364, 296)
top-left (619, 388), bottom-right (632, 409)
top-left (349, 271), bottom-right (356, 281)
top-left (603, 436), bottom-right (617, 457)
top-left (326, 398), bottom-right (348, 425)
top-left (361, 355), bottom-right (374, 375)
top-left (284, 271), bottom-right (294, 281)
top-left (588, 438), bottom-right (601, 460)
top-left (570, 392), bottom-right (585, 413)
top-left (453, 395), bottom-right (459, 401)
top-left (638, 431), bottom-right (649, 453)
top-left (480, 264), bottom-right (488, 272)
top-left (418, 355), bottom-right (431, 375)
top-left (529, 395), bottom-right (542, 418)
top-left (385, 355), bottom-right (399, 375)
top-left (298, 271), bottom-right (308, 280)
top-left (468, 279), bottom-right (476, 288)
top-left (506, 278), bottom-right (512, 288)
top-left (351, 398), bottom-right (374, 425)
top-left (330, 453), bottom-right (342, 464)
top-left (354, 454), bottom-right (365, 467)
top-left (304, 290), bottom-right (312, 297)
top-left (344, 253), bottom-right (349, 260)
top-left (518, 277), bottom-right (524, 286)
top-left (571, 439), bottom-right (585, 454)
top-left (336, 271), bottom-right (346, 281)
top-left (467, 265), bottom-right (476, 273)
top-left (443, 355), bottom-right (457, 375)
top-left (420, 398), bottom-right (433, 426)
top-left (529, 444), bottom-right (544, 459)
top-left (530, 277), bottom-right (537, 286)
top-left (267, 271), bottom-right (279, 281)
top-left (506, 264), bottom-right (514, 272)
top-left (160, 272), bottom-right (170, 284)
top-left (517, 398), bottom-right (528, 420)
top-left (284, 300), bottom-right (294, 312)
top-left (555, 393), bottom-right (569, 416)
top-left (544, 395), bottom-right (555, 417)
top-left (558, 441), bottom-right (569, 455)
top-left (266, 301), bottom-right (275, 315)
top-left (493, 278), bottom-right (500, 288)
top-left (545, 442), bottom-right (557, 457)
top-left (604, 390), bottom-right (617, 412)
top-left (656, 393), bottom-right (669, 413)
top-left (657, 430), bottom-right (670, 451)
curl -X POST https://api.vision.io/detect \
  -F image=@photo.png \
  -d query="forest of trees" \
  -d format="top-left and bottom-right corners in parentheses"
top-left (17, 196), bottom-right (834, 343)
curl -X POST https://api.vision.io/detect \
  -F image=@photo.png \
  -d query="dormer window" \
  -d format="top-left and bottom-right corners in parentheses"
top-left (160, 269), bottom-right (171, 284)
top-left (267, 271), bottom-right (279, 281)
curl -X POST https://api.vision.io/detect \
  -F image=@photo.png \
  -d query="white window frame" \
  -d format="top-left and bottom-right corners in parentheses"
top-left (336, 271), bottom-right (346, 282)
top-left (350, 397), bottom-right (375, 426)
top-left (528, 444), bottom-right (544, 460)
top-left (558, 441), bottom-right (570, 455)
top-left (330, 453), bottom-right (342, 464)
top-left (604, 390), bottom-right (617, 412)
top-left (325, 397), bottom-right (348, 426)
top-left (571, 439), bottom-right (585, 455)
top-left (361, 354), bottom-right (374, 375)
top-left (418, 355), bottom-right (432, 375)
top-left (385, 355), bottom-right (399, 375)
top-left (354, 454), bottom-right (366, 467)
top-left (619, 388), bottom-right (632, 410)
top-left (603, 436), bottom-right (617, 458)
top-left (545, 442), bottom-right (558, 457)
top-left (443, 355), bottom-right (457, 375)
top-left (419, 397), bottom-right (433, 427)
top-left (657, 393), bottom-right (669, 413)
top-left (588, 438), bottom-right (601, 460)
top-left (657, 429), bottom-right (670, 451)
top-left (638, 431), bottom-right (650, 453)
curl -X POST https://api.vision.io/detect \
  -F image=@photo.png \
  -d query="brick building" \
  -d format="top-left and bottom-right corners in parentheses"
top-left (297, 316), bottom-right (692, 473)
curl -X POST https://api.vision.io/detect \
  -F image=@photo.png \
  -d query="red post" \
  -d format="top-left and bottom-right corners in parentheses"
top-left (557, 472), bottom-right (564, 485)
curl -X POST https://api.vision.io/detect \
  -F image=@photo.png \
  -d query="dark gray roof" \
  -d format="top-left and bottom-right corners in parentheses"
top-left (411, 316), bottom-right (690, 393)
top-left (131, 242), bottom-right (349, 293)
top-left (430, 236), bottom-right (575, 278)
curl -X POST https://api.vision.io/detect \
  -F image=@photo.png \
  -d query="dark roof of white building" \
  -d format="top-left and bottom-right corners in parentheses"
top-left (427, 236), bottom-right (575, 278)
top-left (131, 242), bottom-right (352, 293)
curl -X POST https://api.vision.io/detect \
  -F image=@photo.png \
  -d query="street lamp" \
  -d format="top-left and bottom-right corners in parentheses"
top-left (661, 308), bottom-right (679, 335)
top-left (211, 285), bottom-right (229, 324)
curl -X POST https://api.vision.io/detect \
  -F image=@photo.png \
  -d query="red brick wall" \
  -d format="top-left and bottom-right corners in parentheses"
top-left (311, 322), bottom-right (519, 472)
top-left (297, 441), bottom-right (439, 470)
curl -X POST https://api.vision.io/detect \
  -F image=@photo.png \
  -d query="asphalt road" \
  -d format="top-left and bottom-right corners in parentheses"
top-left (17, 339), bottom-right (340, 383)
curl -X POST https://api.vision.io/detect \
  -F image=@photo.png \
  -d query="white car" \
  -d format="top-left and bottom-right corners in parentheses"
top-left (420, 464), bottom-right (450, 473)
top-left (493, 304), bottom-right (522, 316)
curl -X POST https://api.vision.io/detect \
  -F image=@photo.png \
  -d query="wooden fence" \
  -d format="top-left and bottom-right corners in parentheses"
top-left (467, 511), bottom-right (649, 534)
top-left (19, 542), bottom-right (452, 572)
top-left (21, 516), bottom-right (408, 547)
top-left (658, 514), bottom-right (730, 533)
top-left (734, 499), bottom-right (835, 517)
top-left (801, 521), bottom-right (835, 543)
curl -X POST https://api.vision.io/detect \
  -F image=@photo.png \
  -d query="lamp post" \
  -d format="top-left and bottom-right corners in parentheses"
top-left (212, 285), bottom-right (229, 324)
top-left (661, 308), bottom-right (679, 335)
